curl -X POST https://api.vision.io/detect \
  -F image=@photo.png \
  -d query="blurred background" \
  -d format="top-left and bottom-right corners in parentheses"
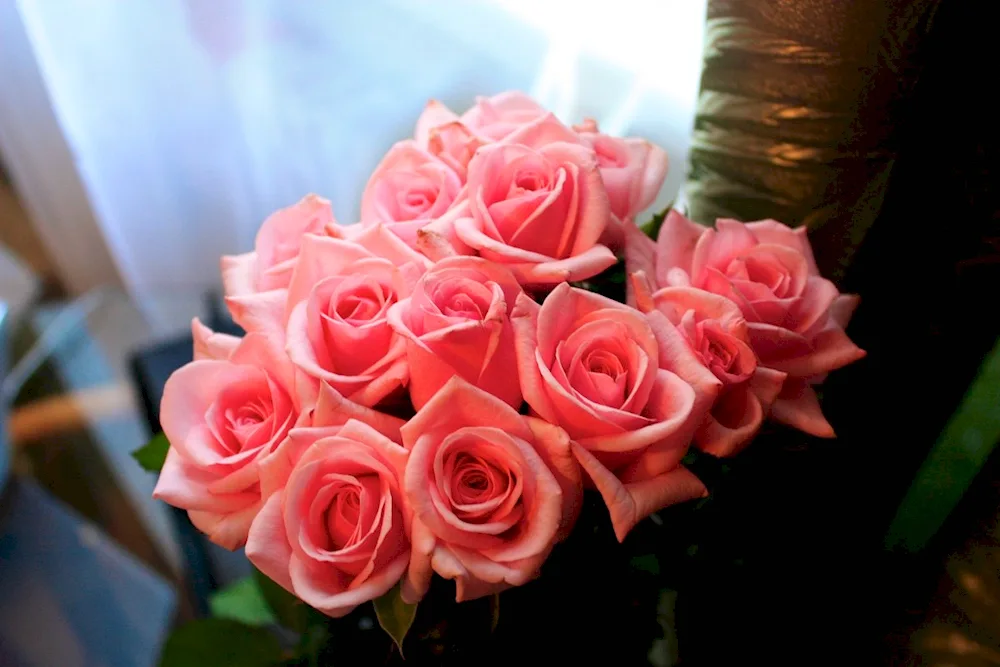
top-left (0, 0), bottom-right (996, 665)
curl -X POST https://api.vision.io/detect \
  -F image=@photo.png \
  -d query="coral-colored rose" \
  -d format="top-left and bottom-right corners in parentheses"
top-left (360, 140), bottom-right (463, 247)
top-left (512, 284), bottom-right (721, 541)
top-left (387, 256), bottom-right (523, 410)
top-left (285, 233), bottom-right (422, 408)
top-left (575, 118), bottom-right (669, 249)
top-left (154, 331), bottom-right (299, 549)
top-left (625, 213), bottom-right (865, 437)
top-left (453, 116), bottom-right (616, 285)
top-left (246, 419), bottom-right (410, 618)
top-left (632, 279), bottom-right (787, 456)
top-left (400, 378), bottom-right (581, 603)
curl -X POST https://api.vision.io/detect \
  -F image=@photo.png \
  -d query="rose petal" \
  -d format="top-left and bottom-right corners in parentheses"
top-left (221, 252), bottom-right (258, 298)
top-left (572, 443), bottom-right (706, 542)
top-left (769, 380), bottom-right (836, 437)
top-left (192, 317), bottom-right (240, 361)
top-left (245, 493), bottom-right (295, 592)
top-left (654, 210), bottom-right (707, 286)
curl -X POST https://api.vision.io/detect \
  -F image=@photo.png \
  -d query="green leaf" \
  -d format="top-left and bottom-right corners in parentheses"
top-left (886, 335), bottom-right (1000, 552)
top-left (253, 567), bottom-right (308, 633)
top-left (639, 203), bottom-right (673, 240)
top-left (158, 619), bottom-right (283, 667)
top-left (630, 554), bottom-right (661, 576)
top-left (209, 577), bottom-right (276, 626)
top-left (373, 583), bottom-right (418, 656)
top-left (489, 592), bottom-right (501, 633)
top-left (133, 432), bottom-right (170, 473)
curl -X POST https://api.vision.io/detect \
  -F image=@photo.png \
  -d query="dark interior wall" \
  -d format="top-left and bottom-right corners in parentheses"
top-left (681, 0), bottom-right (999, 663)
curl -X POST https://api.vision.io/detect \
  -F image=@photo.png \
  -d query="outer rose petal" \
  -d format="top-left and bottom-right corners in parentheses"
top-left (191, 317), bottom-right (239, 361)
top-left (745, 219), bottom-right (820, 275)
top-left (654, 210), bottom-right (707, 286)
top-left (695, 386), bottom-right (764, 457)
top-left (221, 252), bottom-right (257, 298)
top-left (289, 551), bottom-right (409, 618)
top-left (764, 326), bottom-right (867, 378)
top-left (189, 503), bottom-right (261, 551)
top-left (572, 442), bottom-right (707, 542)
top-left (246, 493), bottom-right (295, 592)
top-left (414, 99), bottom-right (460, 146)
top-left (524, 417), bottom-right (582, 540)
top-left (624, 220), bottom-right (658, 306)
top-left (225, 289), bottom-right (287, 340)
top-left (770, 379), bottom-right (835, 438)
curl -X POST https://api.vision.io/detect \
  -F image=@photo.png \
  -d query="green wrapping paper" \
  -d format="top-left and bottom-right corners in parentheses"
top-left (685, 0), bottom-right (943, 281)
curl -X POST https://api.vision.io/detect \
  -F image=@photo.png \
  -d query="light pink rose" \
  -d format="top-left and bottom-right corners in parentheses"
top-left (414, 100), bottom-right (487, 181)
top-left (576, 121), bottom-right (669, 250)
top-left (245, 419), bottom-right (410, 618)
top-left (632, 278), bottom-right (787, 457)
top-left (625, 213), bottom-right (865, 437)
top-left (154, 331), bottom-right (300, 549)
top-left (360, 140), bottom-right (463, 247)
top-left (191, 317), bottom-right (240, 361)
top-left (387, 257), bottom-right (523, 410)
top-left (459, 91), bottom-right (548, 141)
top-left (400, 377), bottom-right (581, 604)
top-left (221, 194), bottom-right (335, 298)
top-left (285, 233), bottom-right (421, 408)
top-left (453, 116), bottom-right (616, 285)
top-left (511, 283), bottom-right (721, 541)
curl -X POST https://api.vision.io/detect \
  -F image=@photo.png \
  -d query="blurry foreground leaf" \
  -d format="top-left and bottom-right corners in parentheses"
top-left (253, 567), bottom-right (308, 633)
top-left (132, 432), bottom-right (169, 473)
top-left (887, 336), bottom-right (1000, 552)
top-left (489, 593), bottom-right (501, 632)
top-left (210, 576), bottom-right (276, 626)
top-left (158, 619), bottom-right (282, 667)
top-left (373, 583), bottom-right (418, 656)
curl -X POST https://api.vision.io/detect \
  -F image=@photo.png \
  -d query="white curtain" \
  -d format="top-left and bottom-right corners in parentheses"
top-left (17, 0), bottom-right (706, 315)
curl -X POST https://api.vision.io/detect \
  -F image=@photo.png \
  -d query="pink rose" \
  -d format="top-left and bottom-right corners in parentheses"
top-left (511, 283), bottom-right (721, 541)
top-left (453, 116), bottom-right (617, 285)
top-left (576, 122), bottom-right (669, 250)
top-left (246, 419), bottom-right (410, 618)
top-left (400, 378), bottom-right (581, 603)
top-left (256, 380), bottom-right (408, 498)
top-left (387, 257), bottom-right (523, 410)
top-left (632, 279), bottom-right (787, 456)
top-left (191, 317), bottom-right (240, 361)
top-left (154, 331), bottom-right (299, 549)
top-left (414, 100), bottom-right (487, 180)
top-left (459, 91), bottom-right (548, 141)
top-left (221, 194), bottom-right (334, 298)
top-left (625, 213), bottom-right (865, 437)
top-left (285, 233), bottom-right (421, 408)
top-left (360, 140), bottom-right (463, 247)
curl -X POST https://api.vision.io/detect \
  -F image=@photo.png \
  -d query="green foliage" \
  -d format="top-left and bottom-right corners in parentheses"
top-left (209, 577), bottom-right (276, 626)
top-left (639, 203), bottom-right (674, 240)
top-left (158, 619), bottom-right (283, 667)
top-left (132, 432), bottom-right (169, 473)
top-left (373, 583), bottom-right (418, 656)
top-left (253, 567), bottom-right (309, 634)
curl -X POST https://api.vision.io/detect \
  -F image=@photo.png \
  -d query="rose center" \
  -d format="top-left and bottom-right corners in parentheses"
top-left (331, 282), bottom-right (391, 324)
top-left (224, 398), bottom-right (270, 450)
top-left (393, 174), bottom-right (440, 219)
top-left (326, 484), bottom-right (362, 551)
top-left (514, 169), bottom-right (549, 192)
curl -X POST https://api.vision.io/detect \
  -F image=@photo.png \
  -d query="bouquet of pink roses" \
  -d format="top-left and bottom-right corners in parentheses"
top-left (137, 91), bottom-right (864, 664)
